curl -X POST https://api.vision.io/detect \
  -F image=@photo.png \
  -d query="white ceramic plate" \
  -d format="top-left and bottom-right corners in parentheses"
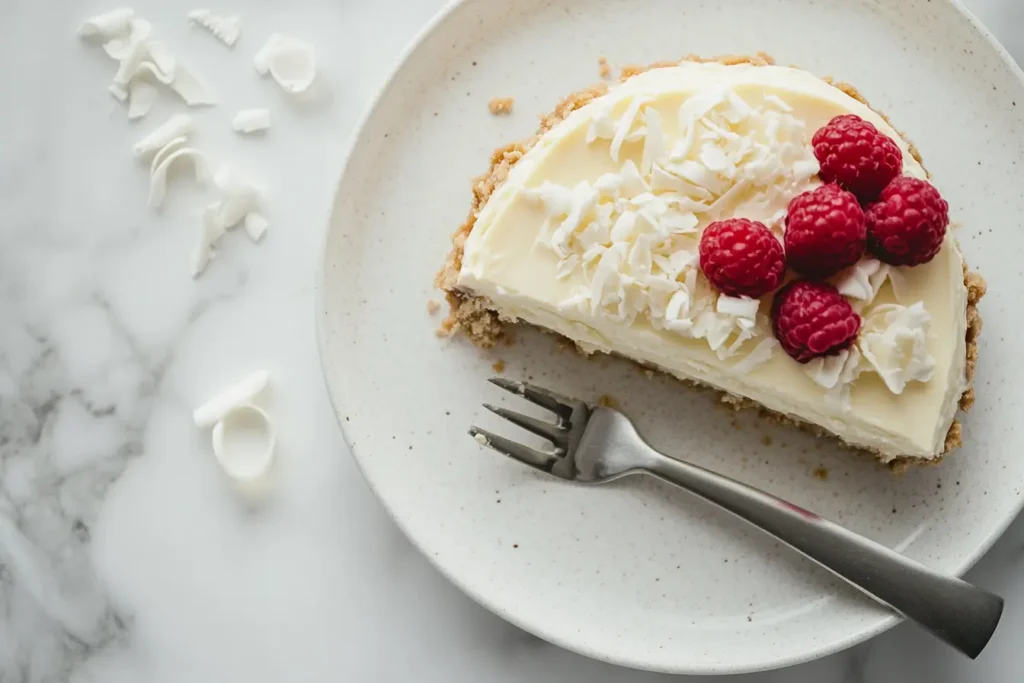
top-left (318, 0), bottom-right (1024, 673)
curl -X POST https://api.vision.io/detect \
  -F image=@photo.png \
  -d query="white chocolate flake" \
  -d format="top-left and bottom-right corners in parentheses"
top-left (716, 295), bottom-right (759, 321)
top-left (188, 9), bottom-right (241, 47)
top-left (193, 371), bottom-right (270, 428)
top-left (192, 204), bottom-right (226, 278)
top-left (732, 337), bottom-right (778, 375)
top-left (232, 108), bottom-right (271, 134)
top-left (243, 213), bottom-right (269, 242)
top-left (640, 108), bottom-right (664, 175)
top-left (80, 11), bottom-right (216, 113)
top-left (213, 164), bottom-right (264, 228)
top-left (166, 65), bottom-right (217, 106)
top-left (211, 404), bottom-right (276, 481)
top-left (804, 347), bottom-right (863, 410)
top-left (127, 80), bottom-right (159, 120)
top-left (859, 302), bottom-right (935, 394)
top-left (608, 96), bottom-right (650, 162)
top-left (836, 258), bottom-right (890, 303)
top-left (109, 83), bottom-right (129, 103)
top-left (149, 136), bottom-right (189, 177)
top-left (254, 34), bottom-right (316, 94)
top-left (148, 146), bottom-right (211, 209)
top-left (79, 8), bottom-right (136, 41)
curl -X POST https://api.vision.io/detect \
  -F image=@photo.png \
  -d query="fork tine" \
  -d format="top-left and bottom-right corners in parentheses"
top-left (483, 403), bottom-right (567, 445)
top-left (488, 377), bottom-right (574, 419)
top-left (469, 426), bottom-right (560, 471)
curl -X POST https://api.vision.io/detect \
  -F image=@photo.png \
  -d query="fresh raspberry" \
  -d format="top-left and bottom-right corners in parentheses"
top-left (699, 218), bottom-right (786, 298)
top-left (772, 280), bottom-right (861, 363)
top-left (784, 184), bottom-right (866, 278)
top-left (865, 176), bottom-right (949, 266)
top-left (812, 114), bottom-right (902, 202)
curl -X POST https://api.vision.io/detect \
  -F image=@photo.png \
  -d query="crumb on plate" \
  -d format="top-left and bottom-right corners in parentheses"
top-left (435, 317), bottom-right (456, 338)
top-left (488, 97), bottom-right (514, 115)
top-left (427, 300), bottom-right (441, 315)
top-left (492, 359), bottom-right (506, 373)
top-left (598, 56), bottom-right (612, 79)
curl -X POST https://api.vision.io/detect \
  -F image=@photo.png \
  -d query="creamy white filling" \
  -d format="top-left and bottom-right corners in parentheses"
top-left (458, 62), bottom-right (968, 460)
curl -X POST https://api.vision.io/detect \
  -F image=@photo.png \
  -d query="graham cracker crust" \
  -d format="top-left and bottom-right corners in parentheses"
top-left (434, 53), bottom-right (985, 469)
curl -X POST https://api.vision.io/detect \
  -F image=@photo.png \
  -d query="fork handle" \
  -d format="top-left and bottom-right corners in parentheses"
top-left (632, 440), bottom-right (1002, 657)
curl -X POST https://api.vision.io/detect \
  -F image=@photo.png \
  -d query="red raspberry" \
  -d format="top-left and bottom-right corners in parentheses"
top-left (865, 176), bottom-right (949, 266)
top-left (699, 218), bottom-right (786, 298)
top-left (784, 184), bottom-right (866, 279)
top-left (772, 280), bottom-right (861, 363)
top-left (812, 114), bottom-right (902, 202)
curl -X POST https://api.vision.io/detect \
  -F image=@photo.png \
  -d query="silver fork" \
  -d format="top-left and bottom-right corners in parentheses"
top-left (471, 378), bottom-right (1004, 659)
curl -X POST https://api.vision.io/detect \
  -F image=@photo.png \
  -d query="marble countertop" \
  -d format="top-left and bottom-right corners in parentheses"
top-left (4, 1), bottom-right (1024, 681)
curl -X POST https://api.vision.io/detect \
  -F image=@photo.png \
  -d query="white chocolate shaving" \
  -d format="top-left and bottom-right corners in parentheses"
top-left (167, 66), bottom-right (217, 106)
top-left (193, 371), bottom-right (269, 428)
top-left (804, 347), bottom-right (863, 410)
top-left (859, 302), bottom-right (935, 394)
top-left (254, 34), bottom-right (316, 94)
top-left (243, 213), bottom-right (269, 242)
top-left (608, 96), bottom-right (649, 162)
top-left (211, 405), bottom-right (276, 481)
top-left (213, 164), bottom-right (264, 228)
top-left (110, 22), bottom-right (152, 87)
top-left (127, 80), bottom-right (159, 120)
top-left (188, 9), bottom-right (241, 47)
top-left (134, 114), bottom-right (194, 157)
top-left (716, 295), bottom-right (759, 320)
top-left (78, 8), bottom-right (135, 40)
top-left (131, 59), bottom-right (175, 85)
top-left (192, 204), bottom-right (227, 278)
top-left (109, 83), bottom-right (128, 103)
top-left (79, 11), bottom-right (216, 112)
top-left (149, 136), bottom-right (189, 177)
top-left (232, 108), bottom-right (271, 134)
top-left (195, 373), bottom-right (276, 481)
top-left (640, 108), bottom-right (664, 175)
top-left (146, 40), bottom-right (176, 75)
top-left (732, 337), bottom-right (777, 375)
top-left (191, 166), bottom-right (269, 276)
top-left (836, 258), bottom-right (891, 304)
top-left (148, 146), bottom-right (211, 209)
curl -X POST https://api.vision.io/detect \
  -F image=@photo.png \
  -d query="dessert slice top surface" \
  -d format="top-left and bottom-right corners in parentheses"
top-left (456, 62), bottom-right (967, 460)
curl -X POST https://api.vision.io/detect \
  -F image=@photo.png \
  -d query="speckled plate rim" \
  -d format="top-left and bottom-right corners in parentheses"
top-left (314, 0), bottom-right (1024, 674)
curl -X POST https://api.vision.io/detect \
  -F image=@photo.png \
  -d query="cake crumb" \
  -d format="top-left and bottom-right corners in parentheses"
top-left (488, 97), bottom-right (514, 115)
top-left (435, 317), bottom-right (456, 338)
top-left (492, 359), bottom-right (506, 374)
top-left (812, 466), bottom-right (829, 480)
top-left (427, 300), bottom-right (441, 315)
top-left (598, 56), bottom-right (613, 79)
top-left (644, 369), bottom-right (655, 380)
top-left (761, 435), bottom-right (773, 447)
top-left (598, 394), bottom-right (619, 409)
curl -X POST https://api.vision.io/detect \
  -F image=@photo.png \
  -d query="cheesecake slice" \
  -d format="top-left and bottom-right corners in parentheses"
top-left (437, 55), bottom-right (983, 466)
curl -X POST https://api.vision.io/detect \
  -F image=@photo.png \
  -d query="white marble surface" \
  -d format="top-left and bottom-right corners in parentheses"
top-left (3, 1), bottom-right (1024, 681)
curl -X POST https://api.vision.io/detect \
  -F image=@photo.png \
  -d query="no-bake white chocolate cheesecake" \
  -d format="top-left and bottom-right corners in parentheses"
top-left (437, 55), bottom-right (983, 466)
